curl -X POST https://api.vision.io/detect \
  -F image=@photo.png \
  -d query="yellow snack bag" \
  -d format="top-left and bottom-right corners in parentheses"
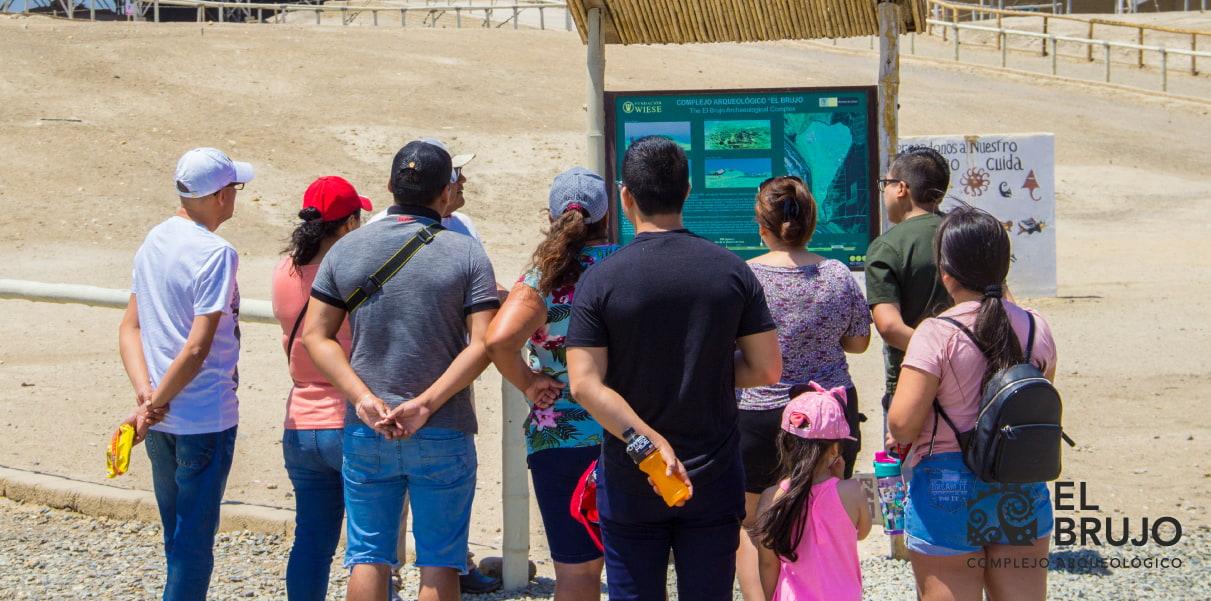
top-left (106, 423), bottom-right (135, 478)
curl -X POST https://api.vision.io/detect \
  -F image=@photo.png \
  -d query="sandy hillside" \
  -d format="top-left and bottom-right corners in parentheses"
top-left (1, 15), bottom-right (1209, 565)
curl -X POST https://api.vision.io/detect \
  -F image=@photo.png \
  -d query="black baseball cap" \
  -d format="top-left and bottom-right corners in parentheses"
top-left (390, 140), bottom-right (453, 202)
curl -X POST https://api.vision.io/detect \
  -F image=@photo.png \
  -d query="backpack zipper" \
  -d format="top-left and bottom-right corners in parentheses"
top-left (976, 376), bottom-right (1053, 426)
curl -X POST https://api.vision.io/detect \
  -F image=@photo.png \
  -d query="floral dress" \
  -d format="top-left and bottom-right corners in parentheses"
top-left (519, 244), bottom-right (619, 454)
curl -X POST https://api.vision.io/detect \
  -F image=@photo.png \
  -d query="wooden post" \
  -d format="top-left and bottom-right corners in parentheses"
top-left (315, 7), bottom-right (320, 25)
top-left (501, 383), bottom-right (530, 592)
top-left (456, 6), bottom-right (460, 27)
top-left (401, 8), bottom-right (406, 27)
top-left (1041, 17), bottom-right (1049, 56)
top-left (996, 14), bottom-right (1003, 49)
top-left (586, 7), bottom-right (606, 179)
top-left (1192, 34), bottom-right (1198, 76)
top-left (953, 22), bottom-right (960, 61)
top-left (512, 6), bottom-right (517, 29)
top-left (1001, 31), bottom-right (1008, 67)
top-left (565, 6), bottom-right (571, 31)
top-left (1051, 36), bottom-right (1058, 74)
top-left (877, 0), bottom-right (902, 246)
top-left (341, 6), bottom-right (346, 25)
top-left (1137, 28), bottom-right (1144, 68)
top-left (539, 6), bottom-right (544, 30)
top-left (1161, 49), bottom-right (1168, 92)
top-left (1105, 42), bottom-right (1112, 82)
top-left (372, 9), bottom-right (377, 26)
top-left (1087, 22), bottom-right (1094, 61)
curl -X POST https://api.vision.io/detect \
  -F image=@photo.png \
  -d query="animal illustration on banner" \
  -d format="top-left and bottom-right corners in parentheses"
top-left (898, 133), bottom-right (1057, 297)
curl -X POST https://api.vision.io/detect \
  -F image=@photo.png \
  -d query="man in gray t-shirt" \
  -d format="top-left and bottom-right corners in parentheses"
top-left (304, 140), bottom-right (500, 601)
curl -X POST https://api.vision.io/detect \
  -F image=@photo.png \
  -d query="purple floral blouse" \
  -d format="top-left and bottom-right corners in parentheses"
top-left (738, 259), bottom-right (872, 411)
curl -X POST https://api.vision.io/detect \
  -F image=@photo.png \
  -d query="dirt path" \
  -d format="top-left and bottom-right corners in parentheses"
top-left (0, 17), bottom-right (1208, 568)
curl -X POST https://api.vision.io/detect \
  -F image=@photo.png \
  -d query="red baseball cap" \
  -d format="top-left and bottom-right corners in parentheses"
top-left (302, 176), bottom-right (373, 221)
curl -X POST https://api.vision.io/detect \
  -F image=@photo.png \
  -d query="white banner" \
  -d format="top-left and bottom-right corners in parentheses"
top-left (899, 133), bottom-right (1057, 298)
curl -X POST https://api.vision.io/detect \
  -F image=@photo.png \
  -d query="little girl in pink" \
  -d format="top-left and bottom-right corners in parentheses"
top-left (754, 383), bottom-right (872, 601)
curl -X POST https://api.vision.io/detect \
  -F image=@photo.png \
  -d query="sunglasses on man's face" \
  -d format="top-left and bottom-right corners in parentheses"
top-left (877, 178), bottom-right (905, 193)
top-left (451, 167), bottom-right (463, 184)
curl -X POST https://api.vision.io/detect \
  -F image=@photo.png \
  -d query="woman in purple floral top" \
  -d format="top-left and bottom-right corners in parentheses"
top-left (735, 176), bottom-right (872, 601)
top-left (485, 167), bottom-right (615, 601)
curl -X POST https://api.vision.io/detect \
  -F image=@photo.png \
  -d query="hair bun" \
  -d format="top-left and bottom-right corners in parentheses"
top-left (298, 206), bottom-right (322, 221)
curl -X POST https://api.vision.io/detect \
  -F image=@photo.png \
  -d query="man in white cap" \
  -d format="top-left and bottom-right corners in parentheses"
top-left (369, 138), bottom-right (480, 243)
top-left (117, 147), bottom-right (253, 601)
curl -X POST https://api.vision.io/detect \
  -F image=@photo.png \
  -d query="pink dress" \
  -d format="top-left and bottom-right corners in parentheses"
top-left (774, 478), bottom-right (862, 601)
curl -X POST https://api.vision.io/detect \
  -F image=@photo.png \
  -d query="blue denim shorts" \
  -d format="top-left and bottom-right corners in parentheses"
top-left (904, 452), bottom-right (1053, 556)
top-left (342, 422), bottom-right (477, 571)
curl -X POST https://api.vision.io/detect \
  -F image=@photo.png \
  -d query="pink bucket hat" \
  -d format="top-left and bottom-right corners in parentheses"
top-left (781, 382), bottom-right (857, 441)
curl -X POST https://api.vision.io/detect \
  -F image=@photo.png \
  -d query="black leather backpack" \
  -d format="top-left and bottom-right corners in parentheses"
top-left (931, 313), bottom-right (1075, 483)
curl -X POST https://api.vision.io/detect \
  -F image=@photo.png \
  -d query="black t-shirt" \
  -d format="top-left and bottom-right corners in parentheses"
top-left (567, 230), bottom-right (776, 494)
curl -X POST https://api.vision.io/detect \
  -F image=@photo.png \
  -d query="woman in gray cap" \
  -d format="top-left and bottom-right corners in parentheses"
top-left (485, 167), bottom-right (617, 601)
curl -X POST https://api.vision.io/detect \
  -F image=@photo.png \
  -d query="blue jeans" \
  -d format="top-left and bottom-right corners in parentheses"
top-left (145, 426), bottom-right (238, 601)
top-left (596, 454), bottom-right (745, 601)
top-left (283, 428), bottom-right (344, 601)
top-left (342, 422), bottom-right (477, 571)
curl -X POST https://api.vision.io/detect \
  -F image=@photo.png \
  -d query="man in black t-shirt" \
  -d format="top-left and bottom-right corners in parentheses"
top-left (566, 137), bottom-right (781, 601)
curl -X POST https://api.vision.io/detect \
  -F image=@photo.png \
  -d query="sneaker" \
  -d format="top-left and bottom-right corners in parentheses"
top-left (459, 565), bottom-right (502, 595)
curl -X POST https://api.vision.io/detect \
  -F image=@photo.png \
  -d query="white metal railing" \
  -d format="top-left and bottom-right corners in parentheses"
top-left (32, 0), bottom-right (571, 31)
top-left (926, 18), bottom-right (1211, 93)
top-left (0, 277), bottom-right (533, 591)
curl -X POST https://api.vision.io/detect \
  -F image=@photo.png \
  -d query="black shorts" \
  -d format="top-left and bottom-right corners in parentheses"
top-left (527, 446), bottom-right (604, 564)
top-left (739, 386), bottom-right (864, 494)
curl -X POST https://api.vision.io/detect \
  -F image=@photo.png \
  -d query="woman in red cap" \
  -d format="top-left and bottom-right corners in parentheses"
top-left (270, 176), bottom-right (371, 601)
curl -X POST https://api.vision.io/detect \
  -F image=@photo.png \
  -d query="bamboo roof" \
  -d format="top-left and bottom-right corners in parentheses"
top-left (567, 0), bottom-right (927, 45)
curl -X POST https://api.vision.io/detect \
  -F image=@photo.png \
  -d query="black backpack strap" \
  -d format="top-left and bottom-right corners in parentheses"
top-left (938, 316), bottom-right (989, 357)
top-left (929, 398), bottom-right (965, 456)
top-left (285, 299), bottom-right (309, 363)
top-left (343, 223), bottom-right (444, 313)
top-left (1024, 311), bottom-right (1036, 363)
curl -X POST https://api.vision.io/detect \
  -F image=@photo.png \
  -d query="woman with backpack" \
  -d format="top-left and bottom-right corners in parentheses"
top-left (271, 176), bottom-right (368, 601)
top-left (887, 205), bottom-right (1059, 601)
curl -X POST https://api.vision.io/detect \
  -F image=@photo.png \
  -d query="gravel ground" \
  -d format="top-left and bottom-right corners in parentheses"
top-left (2, 497), bottom-right (1207, 600)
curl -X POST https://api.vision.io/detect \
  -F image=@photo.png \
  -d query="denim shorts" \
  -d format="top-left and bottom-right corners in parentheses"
top-left (904, 452), bottom-right (1053, 556)
top-left (342, 422), bottom-right (477, 571)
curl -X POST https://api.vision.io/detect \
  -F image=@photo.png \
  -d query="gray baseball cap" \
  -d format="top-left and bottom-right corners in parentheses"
top-left (548, 167), bottom-right (608, 224)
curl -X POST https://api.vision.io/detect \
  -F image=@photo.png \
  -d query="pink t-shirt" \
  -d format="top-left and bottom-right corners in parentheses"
top-left (901, 300), bottom-right (1057, 467)
top-left (774, 478), bottom-right (862, 601)
top-left (271, 256), bottom-right (351, 430)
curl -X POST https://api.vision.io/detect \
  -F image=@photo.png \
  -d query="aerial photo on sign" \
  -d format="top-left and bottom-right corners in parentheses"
top-left (607, 87), bottom-right (877, 266)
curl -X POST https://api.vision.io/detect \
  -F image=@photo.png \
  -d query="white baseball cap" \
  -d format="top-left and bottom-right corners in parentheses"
top-left (419, 137), bottom-right (475, 182)
top-left (174, 147), bottom-right (254, 198)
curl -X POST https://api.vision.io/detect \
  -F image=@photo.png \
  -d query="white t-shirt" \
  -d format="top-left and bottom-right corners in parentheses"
top-left (366, 209), bottom-right (481, 243)
top-left (132, 216), bottom-right (241, 435)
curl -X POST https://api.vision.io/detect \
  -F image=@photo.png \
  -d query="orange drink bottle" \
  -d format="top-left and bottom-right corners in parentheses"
top-left (623, 428), bottom-right (690, 507)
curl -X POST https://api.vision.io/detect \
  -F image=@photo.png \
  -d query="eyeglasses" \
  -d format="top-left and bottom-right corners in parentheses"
top-left (758, 175), bottom-right (804, 189)
top-left (450, 167), bottom-right (463, 184)
top-left (877, 178), bottom-right (905, 192)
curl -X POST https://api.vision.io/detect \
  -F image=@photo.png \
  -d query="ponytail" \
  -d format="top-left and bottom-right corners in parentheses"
top-left (934, 205), bottom-right (1020, 387)
top-left (530, 209), bottom-right (606, 296)
top-left (284, 207), bottom-right (356, 273)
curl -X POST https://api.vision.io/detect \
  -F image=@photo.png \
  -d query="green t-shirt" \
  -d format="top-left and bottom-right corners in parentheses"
top-left (865, 212), bottom-right (952, 394)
